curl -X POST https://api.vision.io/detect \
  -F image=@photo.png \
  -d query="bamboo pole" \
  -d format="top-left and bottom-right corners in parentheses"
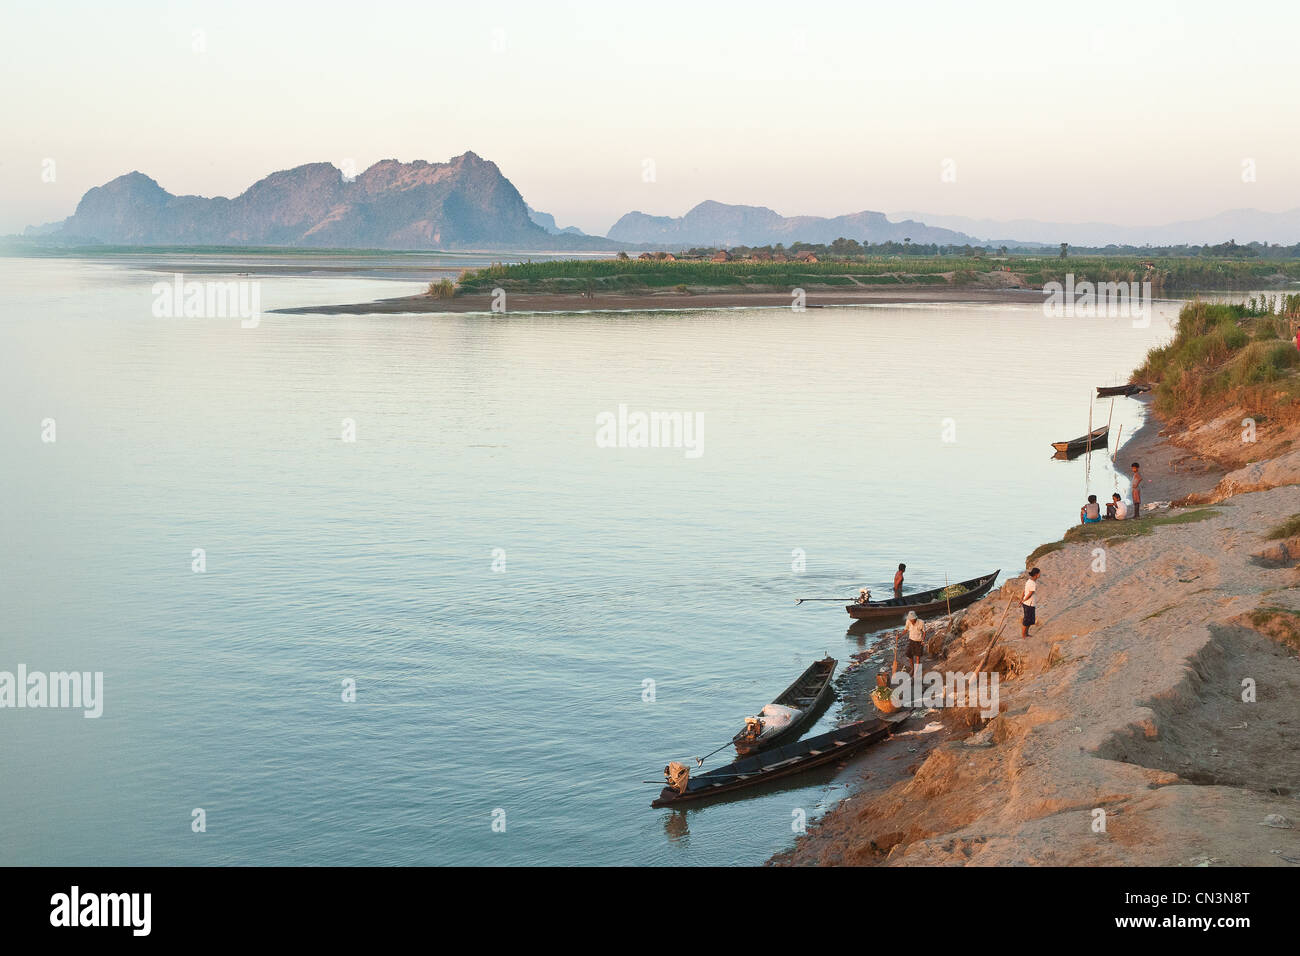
top-left (977, 594), bottom-right (1019, 675)
top-left (1085, 393), bottom-right (1095, 484)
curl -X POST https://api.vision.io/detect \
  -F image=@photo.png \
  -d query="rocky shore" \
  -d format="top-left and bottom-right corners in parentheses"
top-left (773, 399), bottom-right (1300, 866)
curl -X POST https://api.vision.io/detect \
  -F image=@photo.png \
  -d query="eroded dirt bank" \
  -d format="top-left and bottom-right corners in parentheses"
top-left (773, 418), bottom-right (1300, 866)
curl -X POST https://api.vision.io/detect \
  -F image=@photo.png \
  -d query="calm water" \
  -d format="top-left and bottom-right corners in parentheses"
top-left (0, 257), bottom-right (1176, 865)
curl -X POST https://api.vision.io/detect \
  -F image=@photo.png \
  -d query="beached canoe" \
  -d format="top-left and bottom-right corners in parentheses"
top-left (652, 716), bottom-right (903, 808)
top-left (845, 570), bottom-right (1000, 622)
top-left (1096, 383), bottom-right (1151, 397)
top-left (1051, 425), bottom-right (1108, 456)
top-left (731, 656), bottom-right (836, 756)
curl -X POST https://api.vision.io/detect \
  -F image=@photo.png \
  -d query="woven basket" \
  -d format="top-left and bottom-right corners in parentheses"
top-left (871, 692), bottom-right (898, 714)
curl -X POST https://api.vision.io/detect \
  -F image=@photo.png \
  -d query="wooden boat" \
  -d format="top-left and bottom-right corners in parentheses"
top-left (1051, 425), bottom-right (1108, 456)
top-left (652, 716), bottom-right (902, 808)
top-left (845, 570), bottom-right (1000, 622)
top-left (1096, 383), bottom-right (1151, 398)
top-left (731, 657), bottom-right (836, 756)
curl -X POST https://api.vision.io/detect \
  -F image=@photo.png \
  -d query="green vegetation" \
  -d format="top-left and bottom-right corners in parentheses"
top-left (1266, 513), bottom-right (1300, 540)
top-left (1058, 508), bottom-right (1222, 546)
top-left (1137, 297), bottom-right (1300, 416)
top-left (426, 278), bottom-right (456, 298)
top-left (453, 256), bottom-right (1300, 296)
top-left (1026, 541), bottom-right (1065, 564)
top-left (1026, 509), bottom-right (1225, 568)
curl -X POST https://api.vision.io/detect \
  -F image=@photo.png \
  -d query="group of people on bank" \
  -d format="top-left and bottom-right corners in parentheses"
top-left (1080, 461), bottom-right (1143, 524)
top-left (866, 461), bottom-right (1148, 685)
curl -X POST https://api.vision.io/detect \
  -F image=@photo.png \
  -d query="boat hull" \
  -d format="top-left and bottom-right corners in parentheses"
top-left (1051, 426), bottom-right (1109, 456)
top-left (844, 570), bottom-right (999, 622)
top-left (653, 717), bottom-right (900, 808)
top-left (732, 657), bottom-right (837, 756)
top-left (1096, 383), bottom-right (1151, 398)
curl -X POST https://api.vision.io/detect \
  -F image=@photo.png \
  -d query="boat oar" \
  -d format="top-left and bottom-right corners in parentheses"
top-left (694, 740), bottom-right (735, 767)
top-left (795, 597), bottom-right (857, 604)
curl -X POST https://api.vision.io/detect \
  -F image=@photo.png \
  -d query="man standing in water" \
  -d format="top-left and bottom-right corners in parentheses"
top-left (894, 563), bottom-right (906, 599)
top-left (1021, 567), bottom-right (1041, 639)
top-left (1130, 461), bottom-right (1143, 517)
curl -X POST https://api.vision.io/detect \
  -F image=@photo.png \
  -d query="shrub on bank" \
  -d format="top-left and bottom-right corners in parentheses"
top-left (1137, 300), bottom-right (1300, 416)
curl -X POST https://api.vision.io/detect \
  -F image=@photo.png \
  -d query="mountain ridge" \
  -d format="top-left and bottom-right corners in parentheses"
top-left (606, 200), bottom-right (982, 247)
top-left (31, 153), bottom-right (616, 250)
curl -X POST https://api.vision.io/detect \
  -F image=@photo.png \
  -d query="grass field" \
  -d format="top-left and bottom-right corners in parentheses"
top-left (453, 256), bottom-right (1300, 295)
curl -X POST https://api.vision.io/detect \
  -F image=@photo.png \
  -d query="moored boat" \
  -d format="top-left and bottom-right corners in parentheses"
top-left (731, 656), bottom-right (836, 756)
top-left (653, 715), bottom-right (905, 808)
top-left (845, 570), bottom-right (1000, 622)
top-left (1096, 383), bottom-right (1151, 397)
top-left (1051, 425), bottom-right (1108, 456)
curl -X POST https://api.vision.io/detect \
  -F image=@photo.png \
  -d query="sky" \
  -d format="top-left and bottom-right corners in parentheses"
top-left (3, 0), bottom-right (1298, 236)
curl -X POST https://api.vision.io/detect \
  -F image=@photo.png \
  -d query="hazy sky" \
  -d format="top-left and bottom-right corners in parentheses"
top-left (3, 0), bottom-right (1298, 236)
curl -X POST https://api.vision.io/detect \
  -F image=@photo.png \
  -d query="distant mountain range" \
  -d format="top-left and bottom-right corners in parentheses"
top-left (606, 200), bottom-right (979, 247)
top-left (28, 152), bottom-right (615, 250)
top-left (894, 208), bottom-right (1300, 248)
top-left (21, 150), bottom-right (1299, 251)
top-left (525, 205), bottom-right (590, 238)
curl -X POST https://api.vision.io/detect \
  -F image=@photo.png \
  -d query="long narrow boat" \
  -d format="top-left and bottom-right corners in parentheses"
top-left (845, 570), bottom-right (1000, 622)
top-left (1096, 383), bottom-right (1151, 398)
top-left (731, 656), bottom-right (836, 756)
top-left (652, 716), bottom-right (902, 808)
top-left (1051, 425), bottom-right (1108, 456)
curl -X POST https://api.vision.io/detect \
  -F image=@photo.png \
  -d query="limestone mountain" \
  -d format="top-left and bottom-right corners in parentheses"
top-left (40, 153), bottom-right (610, 250)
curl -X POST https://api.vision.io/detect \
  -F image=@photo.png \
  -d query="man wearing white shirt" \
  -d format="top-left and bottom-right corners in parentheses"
top-left (1021, 567), bottom-right (1041, 638)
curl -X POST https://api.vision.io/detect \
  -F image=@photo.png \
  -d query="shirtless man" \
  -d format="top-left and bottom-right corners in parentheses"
top-left (893, 563), bottom-right (906, 599)
top-left (1130, 462), bottom-right (1143, 517)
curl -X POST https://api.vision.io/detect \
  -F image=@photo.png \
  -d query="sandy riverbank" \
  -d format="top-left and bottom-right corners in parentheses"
top-left (772, 406), bottom-right (1300, 866)
top-left (271, 286), bottom-right (1043, 316)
